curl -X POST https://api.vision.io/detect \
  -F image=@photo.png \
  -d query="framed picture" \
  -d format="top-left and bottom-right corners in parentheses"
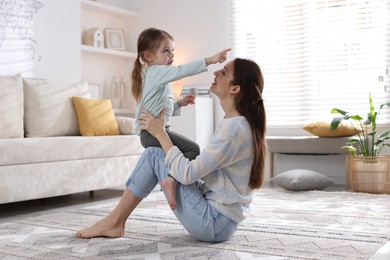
top-left (104, 28), bottom-right (125, 50)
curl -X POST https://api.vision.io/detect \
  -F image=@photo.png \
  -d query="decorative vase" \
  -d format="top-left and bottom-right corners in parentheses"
top-left (118, 77), bottom-right (126, 108)
top-left (348, 155), bottom-right (390, 194)
top-left (110, 76), bottom-right (121, 108)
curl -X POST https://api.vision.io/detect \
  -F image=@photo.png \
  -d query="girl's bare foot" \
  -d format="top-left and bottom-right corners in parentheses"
top-left (76, 217), bottom-right (124, 239)
top-left (161, 176), bottom-right (177, 210)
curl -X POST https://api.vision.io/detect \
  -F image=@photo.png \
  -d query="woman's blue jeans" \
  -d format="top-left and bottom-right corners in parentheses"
top-left (126, 147), bottom-right (238, 242)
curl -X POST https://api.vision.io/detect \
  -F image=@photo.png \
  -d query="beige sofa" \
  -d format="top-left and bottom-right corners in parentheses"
top-left (0, 74), bottom-right (144, 204)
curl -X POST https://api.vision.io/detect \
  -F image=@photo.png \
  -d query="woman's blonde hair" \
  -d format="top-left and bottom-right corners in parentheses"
top-left (232, 58), bottom-right (266, 189)
top-left (131, 28), bottom-right (174, 102)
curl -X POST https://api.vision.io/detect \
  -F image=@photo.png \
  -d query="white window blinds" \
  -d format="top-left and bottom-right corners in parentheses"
top-left (231, 0), bottom-right (390, 126)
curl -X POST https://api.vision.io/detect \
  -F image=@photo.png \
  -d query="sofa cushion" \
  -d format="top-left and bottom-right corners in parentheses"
top-left (0, 135), bottom-right (144, 166)
top-left (24, 79), bottom-right (90, 137)
top-left (0, 74), bottom-right (24, 138)
top-left (116, 117), bottom-right (136, 135)
top-left (72, 96), bottom-right (120, 136)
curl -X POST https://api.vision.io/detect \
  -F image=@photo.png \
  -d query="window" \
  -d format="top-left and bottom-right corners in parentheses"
top-left (231, 0), bottom-right (390, 127)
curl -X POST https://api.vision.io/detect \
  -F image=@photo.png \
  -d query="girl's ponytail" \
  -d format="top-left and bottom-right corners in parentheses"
top-left (131, 57), bottom-right (143, 102)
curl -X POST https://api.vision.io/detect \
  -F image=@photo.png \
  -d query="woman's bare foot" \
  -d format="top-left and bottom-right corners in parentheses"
top-left (76, 217), bottom-right (124, 239)
top-left (161, 176), bottom-right (177, 210)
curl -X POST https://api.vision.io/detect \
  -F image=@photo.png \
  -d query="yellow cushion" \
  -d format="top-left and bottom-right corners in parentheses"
top-left (72, 96), bottom-right (120, 136)
top-left (303, 120), bottom-right (360, 137)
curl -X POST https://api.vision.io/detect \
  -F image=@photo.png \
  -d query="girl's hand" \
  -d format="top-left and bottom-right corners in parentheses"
top-left (177, 95), bottom-right (196, 107)
top-left (206, 48), bottom-right (232, 65)
top-left (139, 109), bottom-right (166, 139)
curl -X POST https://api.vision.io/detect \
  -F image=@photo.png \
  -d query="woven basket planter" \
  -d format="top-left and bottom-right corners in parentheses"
top-left (348, 155), bottom-right (390, 194)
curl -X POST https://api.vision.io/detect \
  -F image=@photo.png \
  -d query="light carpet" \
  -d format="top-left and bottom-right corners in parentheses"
top-left (0, 187), bottom-right (389, 259)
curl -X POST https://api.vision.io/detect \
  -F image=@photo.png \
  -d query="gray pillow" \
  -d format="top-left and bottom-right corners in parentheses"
top-left (271, 169), bottom-right (334, 191)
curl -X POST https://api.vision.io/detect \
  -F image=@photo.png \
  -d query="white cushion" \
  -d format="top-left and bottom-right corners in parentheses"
top-left (271, 169), bottom-right (334, 191)
top-left (116, 117), bottom-right (136, 135)
top-left (23, 79), bottom-right (90, 137)
top-left (0, 74), bottom-right (24, 138)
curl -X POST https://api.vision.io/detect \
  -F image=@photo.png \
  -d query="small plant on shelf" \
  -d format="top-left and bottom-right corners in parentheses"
top-left (330, 93), bottom-right (390, 157)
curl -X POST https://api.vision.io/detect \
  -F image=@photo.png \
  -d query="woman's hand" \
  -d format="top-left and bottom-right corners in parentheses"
top-left (139, 109), bottom-right (165, 138)
top-left (139, 109), bottom-right (174, 154)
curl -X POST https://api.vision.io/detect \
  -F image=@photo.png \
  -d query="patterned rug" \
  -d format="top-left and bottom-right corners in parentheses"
top-left (0, 187), bottom-right (389, 259)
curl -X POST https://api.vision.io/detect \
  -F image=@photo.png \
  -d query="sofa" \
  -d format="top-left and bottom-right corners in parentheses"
top-left (0, 74), bottom-right (144, 204)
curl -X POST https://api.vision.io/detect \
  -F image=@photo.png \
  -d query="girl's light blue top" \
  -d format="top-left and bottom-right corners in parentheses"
top-left (135, 59), bottom-right (207, 135)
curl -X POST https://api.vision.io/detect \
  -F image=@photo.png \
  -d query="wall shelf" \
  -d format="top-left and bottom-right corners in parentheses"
top-left (81, 0), bottom-right (140, 18)
top-left (81, 45), bottom-right (137, 59)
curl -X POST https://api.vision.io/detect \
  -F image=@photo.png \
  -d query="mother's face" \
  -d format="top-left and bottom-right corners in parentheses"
top-left (209, 60), bottom-right (235, 98)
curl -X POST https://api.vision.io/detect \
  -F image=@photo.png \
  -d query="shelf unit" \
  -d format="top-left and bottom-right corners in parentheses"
top-left (81, 44), bottom-right (137, 59)
top-left (80, 0), bottom-right (139, 116)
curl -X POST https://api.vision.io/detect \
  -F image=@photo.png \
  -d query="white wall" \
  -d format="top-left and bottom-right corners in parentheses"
top-left (29, 0), bottom-right (81, 82)
top-left (33, 0), bottom-right (81, 82)
top-left (47, 0), bottom-right (81, 82)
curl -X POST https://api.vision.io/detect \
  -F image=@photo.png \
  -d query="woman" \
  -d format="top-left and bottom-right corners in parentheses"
top-left (76, 58), bottom-right (266, 242)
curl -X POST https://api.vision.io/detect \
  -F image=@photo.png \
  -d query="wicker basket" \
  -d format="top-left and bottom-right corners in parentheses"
top-left (348, 155), bottom-right (390, 194)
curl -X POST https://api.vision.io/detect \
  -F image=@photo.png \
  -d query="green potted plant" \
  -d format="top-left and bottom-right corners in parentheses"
top-left (331, 93), bottom-right (390, 157)
top-left (330, 93), bottom-right (390, 194)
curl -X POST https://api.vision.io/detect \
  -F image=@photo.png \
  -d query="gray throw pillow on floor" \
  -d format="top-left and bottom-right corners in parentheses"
top-left (271, 169), bottom-right (334, 191)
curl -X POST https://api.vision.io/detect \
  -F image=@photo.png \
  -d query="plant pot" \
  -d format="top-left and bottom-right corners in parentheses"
top-left (348, 155), bottom-right (390, 194)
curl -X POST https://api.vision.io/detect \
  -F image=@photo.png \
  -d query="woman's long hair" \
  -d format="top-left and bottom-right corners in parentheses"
top-left (232, 58), bottom-right (266, 189)
top-left (131, 28), bottom-right (174, 102)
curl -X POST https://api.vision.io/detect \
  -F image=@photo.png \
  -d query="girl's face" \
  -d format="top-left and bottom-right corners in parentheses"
top-left (210, 60), bottom-right (235, 98)
top-left (149, 38), bottom-right (175, 66)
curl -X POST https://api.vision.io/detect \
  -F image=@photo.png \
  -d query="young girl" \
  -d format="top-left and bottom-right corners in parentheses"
top-left (131, 28), bottom-right (230, 210)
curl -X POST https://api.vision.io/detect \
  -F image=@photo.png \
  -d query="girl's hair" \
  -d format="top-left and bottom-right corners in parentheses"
top-left (131, 28), bottom-right (174, 102)
top-left (231, 58), bottom-right (266, 189)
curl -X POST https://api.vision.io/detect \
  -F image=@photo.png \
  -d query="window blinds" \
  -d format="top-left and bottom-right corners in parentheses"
top-left (231, 0), bottom-right (390, 126)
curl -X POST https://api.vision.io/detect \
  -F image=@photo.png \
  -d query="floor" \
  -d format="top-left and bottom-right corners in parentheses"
top-left (0, 184), bottom-right (389, 259)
